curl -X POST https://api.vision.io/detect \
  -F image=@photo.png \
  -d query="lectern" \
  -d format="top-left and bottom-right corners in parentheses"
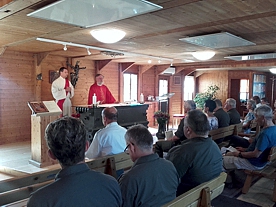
top-left (28, 101), bottom-right (62, 167)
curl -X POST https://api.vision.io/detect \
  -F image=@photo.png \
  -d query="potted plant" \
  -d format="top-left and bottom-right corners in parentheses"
top-left (194, 85), bottom-right (220, 109)
top-left (153, 110), bottom-right (170, 139)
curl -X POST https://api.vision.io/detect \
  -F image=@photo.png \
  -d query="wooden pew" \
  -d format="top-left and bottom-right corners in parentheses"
top-left (208, 123), bottom-right (243, 147)
top-left (242, 146), bottom-right (276, 202)
top-left (0, 153), bottom-right (133, 206)
top-left (0, 156), bottom-right (115, 206)
top-left (209, 125), bottom-right (236, 142)
top-left (162, 172), bottom-right (227, 207)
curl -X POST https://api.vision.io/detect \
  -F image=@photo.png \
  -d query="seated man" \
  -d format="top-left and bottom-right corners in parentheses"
top-left (154, 100), bottom-right (196, 158)
top-left (118, 124), bottom-right (179, 207)
top-left (213, 99), bottom-right (230, 128)
top-left (86, 107), bottom-right (126, 159)
top-left (224, 98), bottom-right (241, 125)
top-left (166, 109), bottom-right (222, 196)
top-left (27, 117), bottom-right (122, 207)
top-left (224, 105), bottom-right (276, 174)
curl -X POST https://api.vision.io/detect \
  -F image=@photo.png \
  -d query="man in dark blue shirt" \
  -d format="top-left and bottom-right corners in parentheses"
top-left (27, 117), bottom-right (122, 207)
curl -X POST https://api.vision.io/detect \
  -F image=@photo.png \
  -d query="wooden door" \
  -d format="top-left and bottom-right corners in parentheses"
top-left (230, 79), bottom-right (244, 116)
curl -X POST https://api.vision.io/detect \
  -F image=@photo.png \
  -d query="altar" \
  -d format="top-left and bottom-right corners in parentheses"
top-left (75, 103), bottom-right (149, 142)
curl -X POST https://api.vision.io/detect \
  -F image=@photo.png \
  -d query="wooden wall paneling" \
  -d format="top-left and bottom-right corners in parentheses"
top-left (138, 66), bottom-right (142, 100)
top-left (197, 70), bottom-right (228, 104)
top-left (266, 73), bottom-right (274, 107)
top-left (118, 65), bottom-right (124, 103)
top-left (141, 68), bottom-right (155, 99)
top-left (33, 54), bottom-right (41, 101)
top-left (0, 50), bottom-right (35, 144)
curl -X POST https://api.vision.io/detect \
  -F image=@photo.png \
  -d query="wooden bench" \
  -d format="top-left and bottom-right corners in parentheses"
top-left (208, 123), bottom-right (243, 147)
top-left (242, 146), bottom-right (276, 201)
top-left (0, 152), bottom-right (133, 206)
top-left (162, 172), bottom-right (227, 207)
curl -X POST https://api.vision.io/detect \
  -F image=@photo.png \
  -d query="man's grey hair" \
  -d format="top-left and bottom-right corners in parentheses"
top-left (185, 100), bottom-right (196, 110)
top-left (255, 105), bottom-right (273, 120)
top-left (125, 124), bottom-right (153, 151)
top-left (226, 98), bottom-right (236, 108)
top-left (185, 110), bottom-right (211, 136)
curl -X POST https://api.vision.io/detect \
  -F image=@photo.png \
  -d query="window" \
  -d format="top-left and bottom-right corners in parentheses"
top-left (123, 73), bottom-right (138, 102)
top-left (240, 79), bottom-right (249, 103)
top-left (159, 79), bottom-right (168, 96)
top-left (184, 76), bottom-right (194, 100)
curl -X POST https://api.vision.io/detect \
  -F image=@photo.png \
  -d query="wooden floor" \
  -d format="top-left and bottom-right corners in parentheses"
top-left (0, 140), bottom-right (275, 207)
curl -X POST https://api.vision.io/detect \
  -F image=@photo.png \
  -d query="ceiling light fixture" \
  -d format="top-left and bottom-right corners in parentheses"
top-left (87, 48), bottom-right (91, 55)
top-left (101, 51), bottom-right (124, 58)
top-left (63, 44), bottom-right (67, 51)
top-left (270, 68), bottom-right (276, 74)
top-left (148, 60), bottom-right (152, 64)
top-left (90, 29), bottom-right (126, 44)
top-left (225, 52), bottom-right (276, 61)
top-left (192, 51), bottom-right (215, 61)
top-left (180, 32), bottom-right (255, 49)
top-left (36, 38), bottom-right (173, 62)
top-left (27, 0), bottom-right (162, 28)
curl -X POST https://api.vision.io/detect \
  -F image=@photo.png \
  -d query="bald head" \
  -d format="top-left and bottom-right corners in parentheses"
top-left (102, 107), bottom-right (118, 125)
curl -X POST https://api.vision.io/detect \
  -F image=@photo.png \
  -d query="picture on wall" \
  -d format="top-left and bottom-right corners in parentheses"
top-left (49, 70), bottom-right (58, 83)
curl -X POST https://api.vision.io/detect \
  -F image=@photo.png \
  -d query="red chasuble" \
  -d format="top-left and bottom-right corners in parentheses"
top-left (57, 79), bottom-right (69, 111)
top-left (88, 83), bottom-right (116, 105)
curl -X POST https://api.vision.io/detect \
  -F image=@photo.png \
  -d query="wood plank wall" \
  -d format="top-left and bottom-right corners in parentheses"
top-left (196, 70), bottom-right (229, 104)
top-left (0, 51), bottom-right (35, 144)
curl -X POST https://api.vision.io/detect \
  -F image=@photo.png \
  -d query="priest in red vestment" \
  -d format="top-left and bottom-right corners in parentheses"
top-left (88, 74), bottom-right (116, 105)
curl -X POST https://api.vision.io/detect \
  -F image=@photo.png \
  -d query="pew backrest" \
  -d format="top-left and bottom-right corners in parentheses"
top-left (0, 155), bottom-right (119, 206)
top-left (162, 172), bottom-right (227, 207)
top-left (209, 125), bottom-right (235, 141)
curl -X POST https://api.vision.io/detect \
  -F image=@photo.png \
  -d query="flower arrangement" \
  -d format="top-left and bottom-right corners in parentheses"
top-left (153, 110), bottom-right (170, 124)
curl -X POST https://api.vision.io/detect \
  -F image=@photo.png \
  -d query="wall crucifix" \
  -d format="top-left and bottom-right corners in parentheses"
top-left (66, 61), bottom-right (86, 88)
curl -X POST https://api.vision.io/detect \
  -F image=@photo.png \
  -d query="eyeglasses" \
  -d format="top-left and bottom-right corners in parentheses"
top-left (124, 144), bottom-right (130, 154)
top-left (124, 142), bottom-right (134, 154)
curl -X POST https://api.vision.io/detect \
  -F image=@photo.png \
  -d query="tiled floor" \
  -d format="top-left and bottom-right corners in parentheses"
top-left (0, 141), bottom-right (275, 206)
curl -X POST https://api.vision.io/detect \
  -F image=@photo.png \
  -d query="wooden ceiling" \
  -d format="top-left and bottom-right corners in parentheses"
top-left (1, 0), bottom-right (276, 71)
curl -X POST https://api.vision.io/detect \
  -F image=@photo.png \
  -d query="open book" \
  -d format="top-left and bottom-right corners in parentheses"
top-left (221, 146), bottom-right (238, 154)
top-left (243, 136), bottom-right (250, 141)
top-left (28, 101), bottom-right (49, 114)
top-left (28, 101), bottom-right (62, 116)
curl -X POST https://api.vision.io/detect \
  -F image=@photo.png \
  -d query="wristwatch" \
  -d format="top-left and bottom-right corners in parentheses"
top-left (238, 152), bottom-right (243, 158)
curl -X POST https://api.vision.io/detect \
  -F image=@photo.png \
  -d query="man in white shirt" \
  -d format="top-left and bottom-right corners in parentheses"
top-left (86, 107), bottom-right (127, 159)
top-left (51, 67), bottom-right (74, 116)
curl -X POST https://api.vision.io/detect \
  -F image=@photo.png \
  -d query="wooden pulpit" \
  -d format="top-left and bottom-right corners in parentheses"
top-left (28, 101), bottom-right (62, 167)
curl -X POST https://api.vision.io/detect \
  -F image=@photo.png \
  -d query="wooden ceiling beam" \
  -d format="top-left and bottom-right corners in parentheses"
top-left (95, 60), bottom-right (112, 71)
top-left (36, 52), bottom-right (49, 66)
top-left (140, 65), bottom-right (154, 74)
top-left (175, 59), bottom-right (276, 70)
top-left (121, 62), bottom-right (135, 73)
top-left (0, 0), bottom-right (45, 19)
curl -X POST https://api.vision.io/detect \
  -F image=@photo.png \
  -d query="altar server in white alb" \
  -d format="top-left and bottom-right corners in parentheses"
top-left (51, 67), bottom-right (74, 116)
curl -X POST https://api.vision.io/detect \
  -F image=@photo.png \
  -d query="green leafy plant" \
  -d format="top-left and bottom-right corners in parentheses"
top-left (194, 85), bottom-right (220, 109)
